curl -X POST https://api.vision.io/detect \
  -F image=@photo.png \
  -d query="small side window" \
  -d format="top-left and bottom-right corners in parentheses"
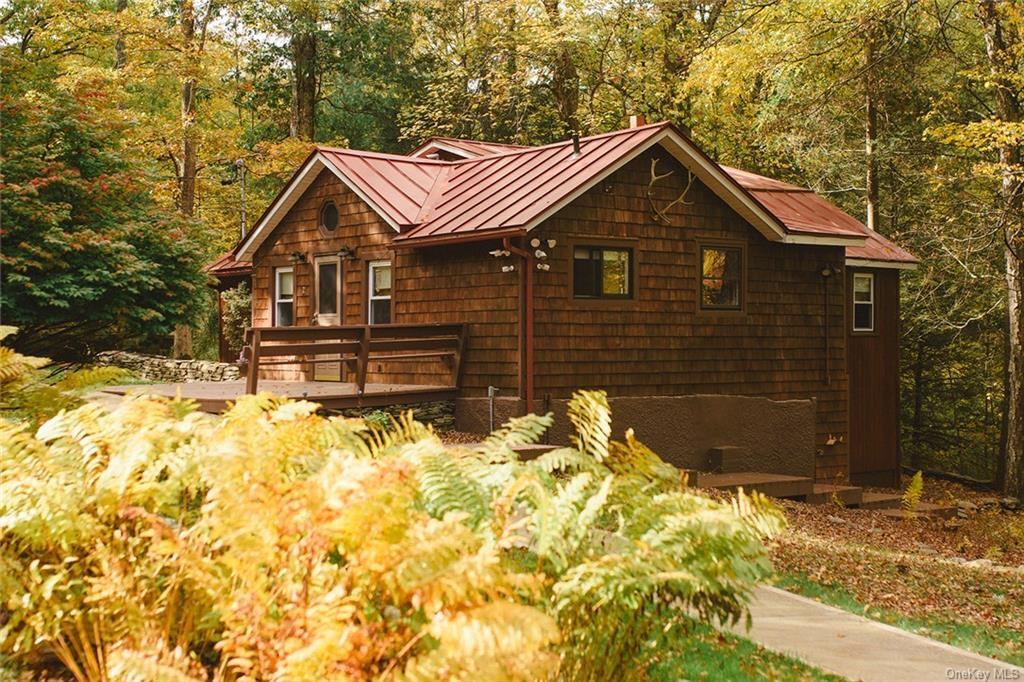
top-left (368, 260), bottom-right (392, 324)
top-left (853, 272), bottom-right (874, 332)
top-left (700, 245), bottom-right (743, 310)
top-left (274, 267), bottom-right (294, 326)
top-left (320, 200), bottom-right (339, 232)
top-left (573, 246), bottom-right (632, 299)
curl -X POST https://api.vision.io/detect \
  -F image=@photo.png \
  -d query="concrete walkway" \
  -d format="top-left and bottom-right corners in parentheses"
top-left (724, 586), bottom-right (1024, 682)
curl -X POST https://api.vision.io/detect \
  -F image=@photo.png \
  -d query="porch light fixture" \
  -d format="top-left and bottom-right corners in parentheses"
top-left (337, 245), bottom-right (356, 260)
top-left (289, 251), bottom-right (307, 264)
top-left (820, 264), bottom-right (840, 278)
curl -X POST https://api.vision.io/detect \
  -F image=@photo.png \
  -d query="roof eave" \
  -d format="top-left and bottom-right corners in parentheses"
top-left (393, 227), bottom-right (528, 249)
top-left (845, 257), bottom-right (919, 270)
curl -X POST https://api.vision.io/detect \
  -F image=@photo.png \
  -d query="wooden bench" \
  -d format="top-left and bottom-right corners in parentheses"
top-left (241, 323), bottom-right (466, 396)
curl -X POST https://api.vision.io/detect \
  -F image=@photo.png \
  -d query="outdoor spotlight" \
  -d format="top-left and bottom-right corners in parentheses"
top-left (547, 239), bottom-right (557, 248)
top-left (489, 248), bottom-right (510, 257)
top-left (337, 245), bottom-right (356, 259)
top-left (536, 262), bottom-right (550, 271)
top-left (530, 238), bottom-right (541, 248)
top-left (502, 264), bottom-right (516, 273)
top-left (534, 249), bottom-right (547, 259)
top-left (289, 251), bottom-right (307, 264)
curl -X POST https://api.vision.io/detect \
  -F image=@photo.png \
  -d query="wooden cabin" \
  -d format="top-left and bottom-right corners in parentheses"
top-left (210, 121), bottom-right (917, 484)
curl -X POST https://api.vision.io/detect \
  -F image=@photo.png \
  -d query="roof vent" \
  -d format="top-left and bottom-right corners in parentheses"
top-left (629, 114), bottom-right (646, 128)
top-left (571, 132), bottom-right (581, 156)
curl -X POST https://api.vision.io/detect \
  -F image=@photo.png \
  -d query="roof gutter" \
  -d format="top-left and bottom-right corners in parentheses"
top-left (392, 228), bottom-right (528, 249)
top-left (845, 257), bottom-right (918, 270)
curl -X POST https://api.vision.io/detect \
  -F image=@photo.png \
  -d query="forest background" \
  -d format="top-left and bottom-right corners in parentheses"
top-left (1, 0), bottom-right (1021, 492)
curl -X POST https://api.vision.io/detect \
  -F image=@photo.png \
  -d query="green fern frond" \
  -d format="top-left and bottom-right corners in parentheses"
top-left (476, 412), bottom-right (554, 462)
top-left (566, 390), bottom-right (611, 463)
top-left (902, 471), bottom-right (924, 514)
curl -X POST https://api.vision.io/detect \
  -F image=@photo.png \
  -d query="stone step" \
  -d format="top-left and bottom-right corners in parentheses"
top-left (697, 472), bottom-right (815, 499)
top-left (805, 484), bottom-right (863, 506)
top-left (876, 502), bottom-right (959, 520)
top-left (856, 492), bottom-right (904, 510)
top-left (511, 443), bottom-right (559, 461)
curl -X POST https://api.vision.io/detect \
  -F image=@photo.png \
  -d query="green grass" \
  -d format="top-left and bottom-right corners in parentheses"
top-left (777, 573), bottom-right (1024, 667)
top-left (648, 621), bottom-right (846, 681)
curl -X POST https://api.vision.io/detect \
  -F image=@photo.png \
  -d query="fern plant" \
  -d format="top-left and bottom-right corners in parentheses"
top-left (902, 470), bottom-right (925, 515)
top-left (1, 383), bottom-right (784, 681)
top-left (0, 326), bottom-right (132, 424)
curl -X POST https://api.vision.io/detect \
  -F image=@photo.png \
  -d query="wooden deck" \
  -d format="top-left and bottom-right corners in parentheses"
top-left (101, 380), bottom-right (457, 413)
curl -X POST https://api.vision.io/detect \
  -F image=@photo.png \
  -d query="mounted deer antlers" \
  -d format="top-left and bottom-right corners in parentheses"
top-left (646, 157), bottom-right (695, 224)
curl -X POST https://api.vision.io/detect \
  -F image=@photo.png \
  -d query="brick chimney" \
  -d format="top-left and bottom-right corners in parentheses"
top-left (629, 114), bottom-right (646, 128)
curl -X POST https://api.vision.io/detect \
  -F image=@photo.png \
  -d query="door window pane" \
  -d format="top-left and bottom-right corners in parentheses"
top-left (853, 273), bottom-right (874, 331)
top-left (318, 262), bottom-right (338, 315)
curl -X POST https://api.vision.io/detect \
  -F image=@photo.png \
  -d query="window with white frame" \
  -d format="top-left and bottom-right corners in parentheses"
top-left (275, 266), bottom-right (294, 326)
top-left (852, 272), bottom-right (874, 332)
top-left (368, 260), bottom-right (391, 324)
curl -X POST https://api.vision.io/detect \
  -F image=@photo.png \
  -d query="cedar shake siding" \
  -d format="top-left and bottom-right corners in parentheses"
top-left (530, 149), bottom-right (850, 481)
top-left (251, 170), bottom-right (519, 392)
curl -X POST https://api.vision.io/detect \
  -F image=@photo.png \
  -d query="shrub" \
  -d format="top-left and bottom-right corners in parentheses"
top-left (0, 387), bottom-right (783, 681)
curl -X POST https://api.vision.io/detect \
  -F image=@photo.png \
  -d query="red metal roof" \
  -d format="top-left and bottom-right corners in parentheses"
top-left (398, 124), bottom-right (668, 242)
top-left (234, 122), bottom-right (916, 267)
top-left (317, 148), bottom-right (445, 228)
top-left (206, 249), bottom-right (252, 278)
top-left (721, 166), bottom-right (917, 264)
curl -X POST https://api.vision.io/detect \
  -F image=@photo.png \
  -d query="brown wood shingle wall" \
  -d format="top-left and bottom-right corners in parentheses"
top-left (251, 170), bottom-right (519, 391)
top-left (530, 149), bottom-right (850, 481)
top-left (251, 150), bottom-right (857, 480)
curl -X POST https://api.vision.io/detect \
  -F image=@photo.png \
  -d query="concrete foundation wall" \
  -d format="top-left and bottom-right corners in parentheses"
top-left (456, 394), bottom-right (817, 477)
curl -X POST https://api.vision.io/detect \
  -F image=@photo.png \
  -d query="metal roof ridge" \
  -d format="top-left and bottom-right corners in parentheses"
top-left (442, 122), bottom-right (672, 165)
top-left (318, 146), bottom-right (451, 165)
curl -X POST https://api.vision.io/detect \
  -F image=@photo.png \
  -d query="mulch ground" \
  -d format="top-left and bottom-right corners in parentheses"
top-left (767, 478), bottom-right (1024, 635)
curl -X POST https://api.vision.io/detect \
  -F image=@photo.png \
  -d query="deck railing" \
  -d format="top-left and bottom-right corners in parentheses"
top-left (241, 323), bottom-right (467, 396)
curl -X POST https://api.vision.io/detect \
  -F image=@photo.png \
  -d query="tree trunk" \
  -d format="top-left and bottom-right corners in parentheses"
top-left (542, 0), bottom-right (579, 135)
top-left (1004, 247), bottom-right (1023, 495)
top-left (174, 0), bottom-right (198, 359)
top-left (911, 340), bottom-right (924, 468)
top-left (114, 0), bottom-right (128, 69)
top-left (290, 23), bottom-right (317, 141)
top-left (864, 32), bottom-right (879, 231)
top-left (979, 0), bottom-right (1023, 497)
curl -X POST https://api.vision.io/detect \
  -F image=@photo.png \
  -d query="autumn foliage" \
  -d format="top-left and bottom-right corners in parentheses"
top-left (0, 361), bottom-right (783, 680)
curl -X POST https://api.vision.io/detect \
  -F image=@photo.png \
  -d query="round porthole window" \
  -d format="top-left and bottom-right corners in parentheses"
top-left (320, 201), bottom-right (339, 231)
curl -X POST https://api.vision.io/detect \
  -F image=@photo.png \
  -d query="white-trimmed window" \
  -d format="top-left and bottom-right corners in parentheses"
top-left (368, 260), bottom-right (391, 324)
top-left (275, 266), bottom-right (294, 326)
top-left (852, 272), bottom-right (874, 332)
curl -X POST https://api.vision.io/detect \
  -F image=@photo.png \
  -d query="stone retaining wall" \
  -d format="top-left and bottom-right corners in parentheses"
top-left (96, 351), bottom-right (241, 383)
top-left (333, 401), bottom-right (455, 431)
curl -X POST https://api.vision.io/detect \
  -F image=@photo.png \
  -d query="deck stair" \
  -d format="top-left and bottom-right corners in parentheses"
top-left (856, 491), bottom-right (903, 510)
top-left (696, 472), bottom-right (814, 499)
top-left (875, 502), bottom-right (959, 520)
top-left (805, 484), bottom-right (863, 506)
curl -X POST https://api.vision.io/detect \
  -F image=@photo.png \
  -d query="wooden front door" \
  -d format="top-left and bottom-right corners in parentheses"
top-left (313, 256), bottom-right (342, 380)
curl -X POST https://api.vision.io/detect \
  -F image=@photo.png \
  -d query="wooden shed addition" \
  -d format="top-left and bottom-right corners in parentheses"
top-left (211, 120), bottom-right (917, 484)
